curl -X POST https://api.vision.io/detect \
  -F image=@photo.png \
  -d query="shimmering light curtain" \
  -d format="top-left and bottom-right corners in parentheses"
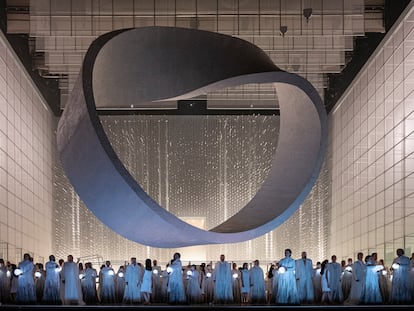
top-left (53, 114), bottom-right (329, 267)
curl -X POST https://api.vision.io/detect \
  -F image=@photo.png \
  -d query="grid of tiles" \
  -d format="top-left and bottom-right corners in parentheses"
top-left (21, 0), bottom-right (381, 108)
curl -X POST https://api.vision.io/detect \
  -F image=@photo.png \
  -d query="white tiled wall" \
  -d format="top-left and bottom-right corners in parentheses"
top-left (0, 30), bottom-right (55, 265)
top-left (329, 2), bottom-right (414, 264)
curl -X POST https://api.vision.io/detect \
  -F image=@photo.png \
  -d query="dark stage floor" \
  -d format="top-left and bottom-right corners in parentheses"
top-left (1, 304), bottom-right (413, 311)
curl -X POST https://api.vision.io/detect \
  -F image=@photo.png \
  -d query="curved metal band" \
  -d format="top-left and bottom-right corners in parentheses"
top-left (57, 27), bottom-right (327, 248)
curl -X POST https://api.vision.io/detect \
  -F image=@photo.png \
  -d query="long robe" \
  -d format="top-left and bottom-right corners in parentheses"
top-left (82, 267), bottom-right (97, 304)
top-left (361, 263), bottom-right (382, 304)
top-left (99, 267), bottom-right (115, 303)
top-left (160, 269), bottom-right (169, 302)
top-left (34, 269), bottom-right (45, 302)
top-left (379, 266), bottom-right (390, 303)
top-left (186, 269), bottom-right (202, 303)
top-left (341, 265), bottom-right (353, 301)
top-left (271, 268), bottom-right (279, 302)
top-left (327, 262), bottom-right (343, 303)
top-left (390, 254), bottom-right (411, 304)
top-left (140, 269), bottom-right (152, 294)
top-left (201, 269), bottom-right (214, 303)
top-left (312, 267), bottom-right (322, 303)
top-left (167, 258), bottom-right (186, 304)
top-left (231, 268), bottom-right (241, 304)
top-left (321, 269), bottom-right (331, 293)
top-left (15, 259), bottom-right (36, 304)
top-left (213, 261), bottom-right (233, 304)
top-left (276, 256), bottom-right (299, 305)
top-left (295, 258), bottom-right (314, 303)
top-left (347, 259), bottom-right (365, 304)
top-left (240, 269), bottom-right (250, 295)
top-left (249, 265), bottom-right (266, 304)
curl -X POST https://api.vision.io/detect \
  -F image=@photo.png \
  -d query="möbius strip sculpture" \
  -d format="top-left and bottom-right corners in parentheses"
top-left (57, 27), bottom-right (327, 248)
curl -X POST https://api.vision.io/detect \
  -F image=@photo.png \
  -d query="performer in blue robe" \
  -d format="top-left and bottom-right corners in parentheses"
top-left (390, 248), bottom-right (411, 304)
top-left (61, 255), bottom-right (84, 305)
top-left (250, 259), bottom-right (266, 304)
top-left (167, 252), bottom-right (186, 304)
top-left (15, 253), bottom-right (36, 304)
top-left (275, 249), bottom-right (299, 305)
top-left (186, 264), bottom-right (202, 303)
top-left (295, 251), bottom-right (314, 304)
top-left (42, 255), bottom-right (61, 304)
top-left (99, 261), bottom-right (115, 303)
top-left (213, 254), bottom-right (233, 304)
top-left (82, 262), bottom-right (97, 304)
top-left (361, 255), bottom-right (382, 304)
top-left (240, 262), bottom-right (250, 304)
top-left (123, 257), bottom-right (142, 304)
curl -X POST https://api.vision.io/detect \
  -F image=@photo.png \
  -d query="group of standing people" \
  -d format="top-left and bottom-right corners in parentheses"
top-left (1, 248), bottom-right (414, 305)
top-left (338, 248), bottom-right (413, 305)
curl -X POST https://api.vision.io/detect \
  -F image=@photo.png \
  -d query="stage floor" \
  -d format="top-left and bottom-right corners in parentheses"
top-left (1, 304), bottom-right (413, 311)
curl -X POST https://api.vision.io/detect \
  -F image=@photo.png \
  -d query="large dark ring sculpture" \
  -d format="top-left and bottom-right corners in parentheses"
top-left (57, 26), bottom-right (327, 248)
